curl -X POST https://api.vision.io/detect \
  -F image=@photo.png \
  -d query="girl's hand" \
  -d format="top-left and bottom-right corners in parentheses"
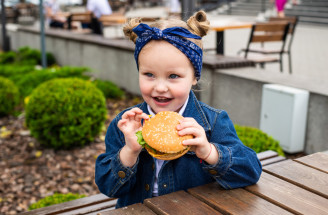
top-left (117, 108), bottom-right (149, 167)
top-left (177, 118), bottom-right (219, 165)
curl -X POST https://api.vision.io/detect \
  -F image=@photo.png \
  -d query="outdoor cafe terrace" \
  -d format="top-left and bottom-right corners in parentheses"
top-left (1, 3), bottom-right (328, 215)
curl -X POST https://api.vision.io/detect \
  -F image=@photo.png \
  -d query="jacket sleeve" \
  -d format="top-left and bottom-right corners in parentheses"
top-left (202, 110), bottom-right (262, 189)
top-left (95, 116), bottom-right (139, 198)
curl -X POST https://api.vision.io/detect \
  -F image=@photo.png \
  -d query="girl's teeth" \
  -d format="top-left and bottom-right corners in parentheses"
top-left (155, 97), bottom-right (170, 102)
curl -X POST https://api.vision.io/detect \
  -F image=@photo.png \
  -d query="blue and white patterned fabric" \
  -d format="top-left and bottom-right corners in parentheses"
top-left (132, 23), bottom-right (203, 80)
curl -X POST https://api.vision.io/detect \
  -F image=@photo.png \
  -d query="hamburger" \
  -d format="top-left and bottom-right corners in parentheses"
top-left (136, 111), bottom-right (193, 160)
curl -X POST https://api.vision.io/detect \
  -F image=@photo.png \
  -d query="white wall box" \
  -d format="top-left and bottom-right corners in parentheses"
top-left (260, 84), bottom-right (309, 153)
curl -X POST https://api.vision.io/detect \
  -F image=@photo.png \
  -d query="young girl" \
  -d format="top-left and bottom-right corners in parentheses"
top-left (95, 11), bottom-right (262, 208)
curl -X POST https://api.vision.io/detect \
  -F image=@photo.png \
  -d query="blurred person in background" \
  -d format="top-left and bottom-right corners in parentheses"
top-left (87, 0), bottom-right (112, 34)
top-left (169, 0), bottom-right (180, 13)
top-left (44, 0), bottom-right (67, 28)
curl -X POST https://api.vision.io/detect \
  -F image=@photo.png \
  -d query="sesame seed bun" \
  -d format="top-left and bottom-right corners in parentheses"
top-left (142, 111), bottom-right (192, 160)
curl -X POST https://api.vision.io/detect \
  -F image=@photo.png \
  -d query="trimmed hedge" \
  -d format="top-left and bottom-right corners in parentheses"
top-left (25, 78), bottom-right (107, 149)
top-left (0, 76), bottom-right (20, 117)
top-left (0, 46), bottom-right (56, 66)
top-left (29, 193), bottom-right (86, 210)
top-left (235, 125), bottom-right (285, 156)
top-left (0, 64), bottom-right (35, 78)
top-left (12, 66), bottom-right (90, 98)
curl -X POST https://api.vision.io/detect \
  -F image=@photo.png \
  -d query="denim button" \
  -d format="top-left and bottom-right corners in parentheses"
top-left (209, 170), bottom-right (218, 175)
top-left (163, 184), bottom-right (167, 188)
top-left (145, 184), bottom-right (150, 191)
top-left (118, 171), bottom-right (126, 178)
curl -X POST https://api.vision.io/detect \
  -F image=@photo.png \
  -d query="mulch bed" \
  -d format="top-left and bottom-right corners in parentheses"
top-left (0, 94), bottom-right (306, 214)
top-left (0, 94), bottom-right (142, 214)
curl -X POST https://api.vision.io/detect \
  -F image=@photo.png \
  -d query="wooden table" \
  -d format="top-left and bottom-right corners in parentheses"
top-left (21, 152), bottom-right (328, 214)
top-left (210, 19), bottom-right (253, 55)
top-left (100, 152), bottom-right (328, 214)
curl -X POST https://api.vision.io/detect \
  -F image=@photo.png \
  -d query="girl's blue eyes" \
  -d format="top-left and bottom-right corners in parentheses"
top-left (145, 73), bottom-right (153, 77)
top-left (143, 73), bottom-right (180, 79)
top-left (169, 74), bottom-right (179, 79)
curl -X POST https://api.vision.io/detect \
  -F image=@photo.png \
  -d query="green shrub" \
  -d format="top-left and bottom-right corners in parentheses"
top-left (0, 76), bottom-right (20, 117)
top-left (0, 64), bottom-right (35, 78)
top-left (25, 78), bottom-right (107, 149)
top-left (0, 51), bottom-right (16, 64)
top-left (17, 46), bottom-right (56, 66)
top-left (93, 79), bottom-right (124, 99)
top-left (29, 193), bottom-right (86, 210)
top-left (12, 66), bottom-right (90, 98)
top-left (235, 125), bottom-right (285, 156)
top-left (0, 47), bottom-right (56, 66)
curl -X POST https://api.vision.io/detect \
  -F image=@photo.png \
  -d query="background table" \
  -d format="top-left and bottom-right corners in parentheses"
top-left (210, 19), bottom-right (253, 55)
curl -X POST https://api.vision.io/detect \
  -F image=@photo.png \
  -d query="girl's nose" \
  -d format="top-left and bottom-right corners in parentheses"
top-left (154, 80), bottom-right (168, 93)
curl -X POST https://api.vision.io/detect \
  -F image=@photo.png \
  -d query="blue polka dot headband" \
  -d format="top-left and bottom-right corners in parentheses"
top-left (132, 23), bottom-right (203, 80)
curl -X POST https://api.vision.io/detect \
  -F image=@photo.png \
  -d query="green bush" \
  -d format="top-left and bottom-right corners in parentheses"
top-left (93, 79), bottom-right (125, 99)
top-left (235, 125), bottom-right (285, 156)
top-left (29, 193), bottom-right (86, 210)
top-left (17, 46), bottom-right (56, 66)
top-left (0, 76), bottom-right (20, 117)
top-left (0, 47), bottom-right (56, 66)
top-left (0, 51), bottom-right (16, 64)
top-left (25, 78), bottom-right (107, 149)
top-left (13, 66), bottom-right (90, 98)
top-left (0, 64), bottom-right (35, 78)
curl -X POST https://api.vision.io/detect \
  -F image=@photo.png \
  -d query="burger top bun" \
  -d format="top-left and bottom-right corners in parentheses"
top-left (142, 111), bottom-right (193, 154)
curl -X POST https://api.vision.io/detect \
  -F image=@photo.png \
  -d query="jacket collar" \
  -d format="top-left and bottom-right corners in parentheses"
top-left (139, 91), bottom-right (211, 132)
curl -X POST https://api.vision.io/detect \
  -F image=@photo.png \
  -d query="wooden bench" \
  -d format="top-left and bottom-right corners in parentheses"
top-left (67, 11), bottom-right (93, 31)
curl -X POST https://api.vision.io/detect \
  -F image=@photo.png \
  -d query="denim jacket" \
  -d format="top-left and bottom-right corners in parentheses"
top-left (95, 91), bottom-right (262, 208)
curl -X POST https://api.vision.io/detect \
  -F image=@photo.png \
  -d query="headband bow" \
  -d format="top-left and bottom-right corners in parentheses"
top-left (133, 23), bottom-right (203, 80)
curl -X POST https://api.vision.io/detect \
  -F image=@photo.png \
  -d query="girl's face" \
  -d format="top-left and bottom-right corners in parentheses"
top-left (138, 40), bottom-right (197, 114)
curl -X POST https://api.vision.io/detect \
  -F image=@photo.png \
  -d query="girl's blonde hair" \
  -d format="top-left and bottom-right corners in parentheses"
top-left (123, 11), bottom-right (210, 49)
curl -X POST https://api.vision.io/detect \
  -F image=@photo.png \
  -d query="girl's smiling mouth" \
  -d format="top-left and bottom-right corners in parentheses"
top-left (153, 96), bottom-right (173, 104)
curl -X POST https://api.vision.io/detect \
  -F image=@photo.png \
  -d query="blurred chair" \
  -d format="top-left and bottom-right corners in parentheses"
top-left (239, 22), bottom-right (290, 73)
top-left (268, 16), bottom-right (298, 74)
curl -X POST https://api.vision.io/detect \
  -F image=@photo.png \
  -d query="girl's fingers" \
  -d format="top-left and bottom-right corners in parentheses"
top-left (182, 138), bottom-right (200, 146)
top-left (136, 113), bottom-right (149, 122)
top-left (122, 108), bottom-right (146, 120)
top-left (177, 118), bottom-right (200, 130)
top-left (178, 127), bottom-right (201, 137)
top-left (117, 119), bottom-right (128, 128)
top-left (121, 111), bottom-right (135, 119)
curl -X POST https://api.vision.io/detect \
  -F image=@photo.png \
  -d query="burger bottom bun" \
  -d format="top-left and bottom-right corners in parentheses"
top-left (145, 145), bottom-right (190, 160)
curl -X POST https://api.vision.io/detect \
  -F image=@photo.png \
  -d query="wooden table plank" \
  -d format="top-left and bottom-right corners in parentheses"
top-left (144, 190), bottom-right (222, 215)
top-left (257, 150), bottom-right (278, 160)
top-left (98, 203), bottom-right (156, 215)
top-left (59, 199), bottom-right (117, 215)
top-left (263, 159), bottom-right (328, 198)
top-left (20, 194), bottom-right (115, 215)
top-left (188, 183), bottom-right (292, 215)
top-left (261, 156), bottom-right (286, 166)
top-left (245, 172), bottom-right (328, 215)
top-left (294, 152), bottom-right (328, 173)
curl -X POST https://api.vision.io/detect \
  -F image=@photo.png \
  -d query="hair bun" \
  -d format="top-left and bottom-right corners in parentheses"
top-left (123, 18), bottom-right (141, 43)
top-left (187, 10), bottom-right (210, 37)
